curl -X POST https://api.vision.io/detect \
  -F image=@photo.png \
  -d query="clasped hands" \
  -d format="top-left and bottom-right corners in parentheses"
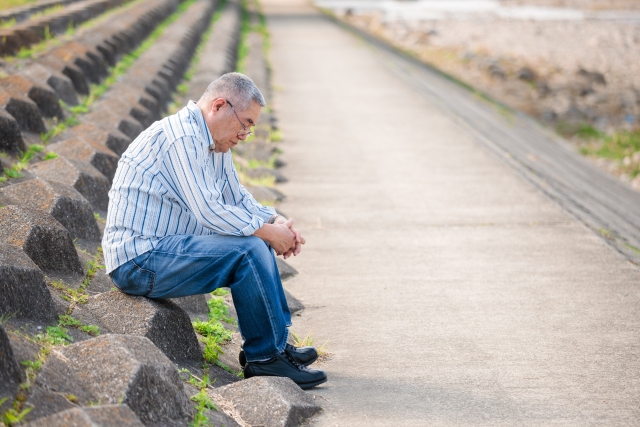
top-left (255, 216), bottom-right (305, 259)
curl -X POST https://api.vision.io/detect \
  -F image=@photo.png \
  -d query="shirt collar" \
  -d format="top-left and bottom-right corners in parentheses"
top-left (186, 100), bottom-right (215, 151)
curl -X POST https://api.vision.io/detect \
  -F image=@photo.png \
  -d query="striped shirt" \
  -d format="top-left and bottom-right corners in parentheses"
top-left (102, 100), bottom-right (276, 274)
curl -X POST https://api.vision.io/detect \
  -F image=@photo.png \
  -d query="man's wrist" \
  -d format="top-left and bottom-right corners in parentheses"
top-left (268, 214), bottom-right (285, 224)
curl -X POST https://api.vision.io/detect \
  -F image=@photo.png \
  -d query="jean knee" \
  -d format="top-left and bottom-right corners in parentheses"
top-left (244, 235), bottom-right (272, 256)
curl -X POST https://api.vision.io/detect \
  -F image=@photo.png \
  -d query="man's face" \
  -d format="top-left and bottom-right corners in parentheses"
top-left (207, 99), bottom-right (261, 153)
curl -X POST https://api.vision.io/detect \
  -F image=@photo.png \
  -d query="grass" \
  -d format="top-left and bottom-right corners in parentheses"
top-left (0, 0), bottom-right (37, 11)
top-left (236, 0), bottom-right (251, 73)
top-left (0, 143), bottom-right (59, 184)
top-left (291, 330), bottom-right (329, 361)
top-left (48, 247), bottom-right (105, 312)
top-left (58, 314), bottom-right (100, 336)
top-left (574, 125), bottom-right (640, 178)
top-left (0, 17), bottom-right (16, 28)
top-left (192, 291), bottom-right (235, 364)
top-left (184, 372), bottom-right (218, 427)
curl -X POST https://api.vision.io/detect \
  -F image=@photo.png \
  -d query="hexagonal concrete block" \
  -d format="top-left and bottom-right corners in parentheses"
top-left (61, 122), bottom-right (131, 157)
top-left (22, 62), bottom-right (79, 107)
top-left (0, 86), bottom-right (45, 133)
top-left (0, 108), bottom-right (26, 154)
top-left (35, 334), bottom-right (192, 427)
top-left (283, 288), bottom-right (304, 315)
top-left (0, 205), bottom-right (83, 275)
top-left (169, 294), bottom-right (209, 322)
top-left (1, 178), bottom-right (101, 241)
top-left (217, 377), bottom-right (322, 427)
top-left (74, 291), bottom-right (203, 365)
top-left (0, 324), bottom-right (23, 409)
top-left (28, 156), bottom-right (111, 212)
top-left (0, 74), bottom-right (65, 119)
top-left (0, 242), bottom-right (57, 322)
top-left (22, 405), bottom-right (145, 427)
top-left (276, 258), bottom-right (298, 282)
top-left (47, 137), bottom-right (120, 182)
top-left (245, 185), bottom-right (285, 204)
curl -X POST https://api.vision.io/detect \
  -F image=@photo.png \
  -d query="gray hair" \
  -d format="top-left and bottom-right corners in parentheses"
top-left (199, 72), bottom-right (266, 111)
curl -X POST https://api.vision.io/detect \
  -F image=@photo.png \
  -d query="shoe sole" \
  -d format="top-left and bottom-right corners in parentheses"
top-left (240, 351), bottom-right (319, 367)
top-left (296, 376), bottom-right (328, 390)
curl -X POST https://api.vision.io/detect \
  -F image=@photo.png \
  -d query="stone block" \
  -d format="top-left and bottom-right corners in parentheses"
top-left (22, 62), bottom-right (79, 106)
top-left (35, 334), bottom-right (192, 426)
top-left (0, 205), bottom-right (83, 275)
top-left (169, 294), bottom-right (209, 322)
top-left (28, 156), bottom-right (111, 212)
top-left (23, 405), bottom-right (145, 427)
top-left (22, 384), bottom-right (76, 423)
top-left (246, 166), bottom-right (288, 183)
top-left (6, 329), bottom-right (40, 377)
top-left (276, 258), bottom-right (298, 281)
top-left (1, 178), bottom-right (101, 241)
top-left (0, 243), bottom-right (57, 322)
top-left (245, 185), bottom-right (285, 204)
top-left (39, 53), bottom-right (90, 95)
top-left (0, 324), bottom-right (23, 408)
top-left (0, 87), bottom-right (46, 133)
top-left (283, 289), bottom-right (304, 315)
top-left (0, 74), bottom-right (65, 119)
top-left (74, 291), bottom-right (203, 365)
top-left (63, 122), bottom-right (131, 157)
top-left (217, 377), bottom-right (322, 427)
top-left (0, 108), bottom-right (26, 154)
top-left (47, 137), bottom-right (120, 182)
top-left (234, 141), bottom-right (276, 164)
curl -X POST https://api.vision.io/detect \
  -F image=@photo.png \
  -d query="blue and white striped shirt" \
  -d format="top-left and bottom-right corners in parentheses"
top-left (102, 100), bottom-right (276, 274)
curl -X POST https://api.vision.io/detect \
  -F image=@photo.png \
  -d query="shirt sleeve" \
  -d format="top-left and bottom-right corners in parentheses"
top-left (225, 154), bottom-right (277, 223)
top-left (161, 136), bottom-right (266, 236)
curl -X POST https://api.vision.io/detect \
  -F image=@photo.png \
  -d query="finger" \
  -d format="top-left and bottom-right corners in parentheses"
top-left (293, 240), bottom-right (302, 256)
top-left (300, 236), bottom-right (306, 245)
top-left (292, 227), bottom-right (301, 243)
top-left (285, 218), bottom-right (294, 229)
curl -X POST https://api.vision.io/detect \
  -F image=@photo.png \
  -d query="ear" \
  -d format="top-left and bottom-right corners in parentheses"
top-left (211, 98), bottom-right (226, 114)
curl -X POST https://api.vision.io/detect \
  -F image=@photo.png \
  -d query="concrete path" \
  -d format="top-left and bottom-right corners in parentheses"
top-left (262, 0), bottom-right (640, 425)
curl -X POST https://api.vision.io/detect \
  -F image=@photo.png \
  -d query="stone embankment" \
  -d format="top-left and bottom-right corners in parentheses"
top-left (0, 0), bottom-right (321, 425)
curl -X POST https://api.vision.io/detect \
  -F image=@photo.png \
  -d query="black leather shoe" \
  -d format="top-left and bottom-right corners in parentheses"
top-left (243, 352), bottom-right (327, 389)
top-left (239, 344), bottom-right (318, 368)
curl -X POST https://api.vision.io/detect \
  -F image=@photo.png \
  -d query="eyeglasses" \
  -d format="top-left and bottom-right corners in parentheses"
top-left (226, 100), bottom-right (253, 138)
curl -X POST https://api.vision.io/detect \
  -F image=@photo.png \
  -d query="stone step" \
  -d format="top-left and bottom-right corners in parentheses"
top-left (28, 156), bottom-right (111, 212)
top-left (22, 405), bottom-right (145, 427)
top-left (0, 0), bottom-right (85, 25)
top-left (32, 334), bottom-right (193, 426)
top-left (0, 324), bottom-right (24, 411)
top-left (216, 377), bottom-right (322, 427)
top-left (72, 290), bottom-right (203, 366)
top-left (0, 177), bottom-right (101, 241)
top-left (183, 0), bottom-right (242, 102)
top-left (0, 242), bottom-right (57, 322)
top-left (0, 205), bottom-right (83, 275)
top-left (0, 0), bottom-right (128, 57)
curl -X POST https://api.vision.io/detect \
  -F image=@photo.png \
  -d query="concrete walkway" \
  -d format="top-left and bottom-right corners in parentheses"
top-left (262, 1), bottom-right (640, 425)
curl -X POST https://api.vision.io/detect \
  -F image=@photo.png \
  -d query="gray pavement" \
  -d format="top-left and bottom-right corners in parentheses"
top-left (262, 0), bottom-right (640, 425)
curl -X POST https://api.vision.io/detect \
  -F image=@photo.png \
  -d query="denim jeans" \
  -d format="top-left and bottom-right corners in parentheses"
top-left (110, 234), bottom-right (292, 362)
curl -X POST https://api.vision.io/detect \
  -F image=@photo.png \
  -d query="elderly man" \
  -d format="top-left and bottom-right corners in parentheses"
top-left (102, 72), bottom-right (327, 389)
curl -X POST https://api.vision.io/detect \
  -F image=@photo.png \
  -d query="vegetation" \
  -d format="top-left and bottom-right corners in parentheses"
top-left (0, 0), bottom-right (37, 11)
top-left (193, 292), bottom-right (235, 364)
top-left (0, 144), bottom-right (58, 184)
top-left (571, 124), bottom-right (640, 179)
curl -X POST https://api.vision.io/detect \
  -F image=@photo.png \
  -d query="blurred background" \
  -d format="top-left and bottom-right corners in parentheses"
top-left (316, 0), bottom-right (640, 189)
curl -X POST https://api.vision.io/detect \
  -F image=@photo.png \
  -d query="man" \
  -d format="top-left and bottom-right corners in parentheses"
top-left (102, 72), bottom-right (327, 389)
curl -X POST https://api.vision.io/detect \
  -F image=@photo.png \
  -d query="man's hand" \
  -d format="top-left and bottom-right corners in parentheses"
top-left (255, 217), bottom-right (305, 258)
top-left (280, 218), bottom-right (305, 259)
top-left (254, 221), bottom-right (296, 255)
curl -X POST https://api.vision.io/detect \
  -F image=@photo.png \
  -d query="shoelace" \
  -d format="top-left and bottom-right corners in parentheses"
top-left (284, 348), bottom-right (306, 371)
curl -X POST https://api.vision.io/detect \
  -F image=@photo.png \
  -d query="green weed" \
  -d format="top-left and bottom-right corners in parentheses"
top-left (58, 314), bottom-right (100, 336)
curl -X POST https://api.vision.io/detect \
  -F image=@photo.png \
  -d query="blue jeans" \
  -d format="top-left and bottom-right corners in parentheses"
top-left (110, 234), bottom-right (292, 362)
